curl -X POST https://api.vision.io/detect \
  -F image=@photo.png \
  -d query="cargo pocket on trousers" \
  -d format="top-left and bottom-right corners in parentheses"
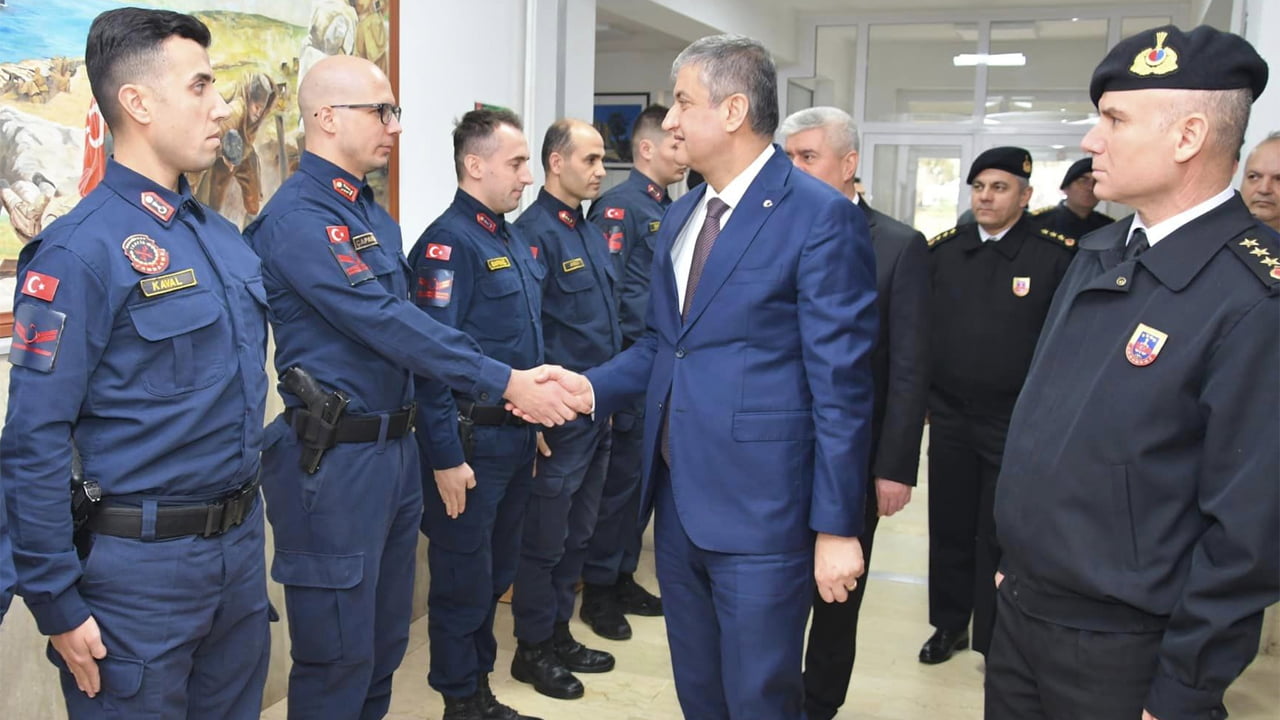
top-left (271, 549), bottom-right (364, 663)
top-left (46, 645), bottom-right (146, 704)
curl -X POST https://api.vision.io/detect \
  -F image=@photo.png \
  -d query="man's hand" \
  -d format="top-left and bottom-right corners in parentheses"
top-left (814, 533), bottom-right (865, 604)
top-left (504, 365), bottom-right (592, 426)
top-left (51, 616), bottom-right (107, 697)
top-left (1143, 711), bottom-right (1160, 720)
top-left (536, 432), bottom-right (552, 458)
top-left (435, 463), bottom-right (476, 519)
top-left (875, 478), bottom-right (912, 517)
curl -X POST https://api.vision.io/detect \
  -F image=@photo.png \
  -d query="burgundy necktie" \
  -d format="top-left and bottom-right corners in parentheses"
top-left (663, 197), bottom-right (731, 466)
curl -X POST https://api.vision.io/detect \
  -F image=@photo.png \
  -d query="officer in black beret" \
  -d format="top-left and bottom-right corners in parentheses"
top-left (919, 146), bottom-right (1075, 666)
top-left (988, 25), bottom-right (1277, 720)
top-left (1029, 157), bottom-right (1115, 238)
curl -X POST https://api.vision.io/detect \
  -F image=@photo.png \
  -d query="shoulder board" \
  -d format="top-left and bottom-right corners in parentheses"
top-left (1029, 205), bottom-right (1054, 216)
top-left (927, 227), bottom-right (958, 248)
top-left (1036, 226), bottom-right (1077, 249)
top-left (1229, 234), bottom-right (1280, 287)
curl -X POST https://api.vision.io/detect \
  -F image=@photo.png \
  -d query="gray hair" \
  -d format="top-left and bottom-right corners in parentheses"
top-left (1158, 88), bottom-right (1254, 161)
top-left (777, 106), bottom-right (860, 154)
top-left (672, 34), bottom-right (778, 137)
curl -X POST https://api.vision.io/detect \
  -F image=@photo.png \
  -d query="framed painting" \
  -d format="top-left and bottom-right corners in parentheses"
top-left (593, 92), bottom-right (650, 168)
top-left (0, 0), bottom-right (399, 337)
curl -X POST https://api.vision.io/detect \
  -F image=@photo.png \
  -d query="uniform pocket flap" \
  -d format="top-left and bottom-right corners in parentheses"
top-left (478, 272), bottom-right (521, 298)
top-left (246, 276), bottom-right (269, 306)
top-left (554, 267), bottom-right (595, 293)
top-left (271, 549), bottom-right (364, 589)
top-left (128, 291), bottom-right (220, 341)
top-left (731, 410), bottom-right (814, 442)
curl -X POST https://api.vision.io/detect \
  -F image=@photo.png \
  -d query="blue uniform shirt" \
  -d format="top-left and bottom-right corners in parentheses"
top-left (518, 188), bottom-right (621, 371)
top-left (586, 169), bottom-right (670, 342)
top-left (408, 188), bottom-right (544, 469)
top-left (245, 153), bottom-right (512, 415)
top-left (0, 160), bottom-right (269, 634)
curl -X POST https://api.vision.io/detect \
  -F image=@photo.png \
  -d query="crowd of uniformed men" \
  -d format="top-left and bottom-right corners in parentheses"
top-left (0, 7), bottom-right (1276, 720)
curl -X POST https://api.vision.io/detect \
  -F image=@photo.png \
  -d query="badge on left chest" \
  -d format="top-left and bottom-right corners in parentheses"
top-left (1125, 323), bottom-right (1168, 367)
top-left (1012, 276), bottom-right (1030, 297)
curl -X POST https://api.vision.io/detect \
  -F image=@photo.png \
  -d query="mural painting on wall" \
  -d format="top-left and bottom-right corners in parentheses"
top-left (0, 0), bottom-right (395, 327)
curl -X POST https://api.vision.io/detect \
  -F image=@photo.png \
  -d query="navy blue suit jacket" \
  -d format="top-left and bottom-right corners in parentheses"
top-left (587, 147), bottom-right (878, 555)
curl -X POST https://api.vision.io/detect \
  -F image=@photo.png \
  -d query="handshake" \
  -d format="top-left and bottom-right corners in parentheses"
top-left (503, 365), bottom-right (594, 426)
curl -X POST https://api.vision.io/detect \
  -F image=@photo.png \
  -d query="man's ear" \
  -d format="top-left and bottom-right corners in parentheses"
top-left (117, 83), bottom-right (152, 126)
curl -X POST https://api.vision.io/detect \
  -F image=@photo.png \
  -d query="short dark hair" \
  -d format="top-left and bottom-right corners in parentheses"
top-left (85, 8), bottom-right (212, 129)
top-left (540, 119), bottom-right (576, 172)
top-left (630, 104), bottom-right (669, 154)
top-left (453, 108), bottom-right (523, 180)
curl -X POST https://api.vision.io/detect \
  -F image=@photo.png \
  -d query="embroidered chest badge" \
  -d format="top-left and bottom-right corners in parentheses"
top-left (122, 234), bottom-right (171, 274)
top-left (1012, 276), bottom-right (1031, 297)
top-left (1125, 323), bottom-right (1168, 367)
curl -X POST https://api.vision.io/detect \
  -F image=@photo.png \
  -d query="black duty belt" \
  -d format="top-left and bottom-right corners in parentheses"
top-left (87, 477), bottom-right (261, 541)
top-left (454, 396), bottom-right (527, 426)
top-left (285, 405), bottom-right (416, 442)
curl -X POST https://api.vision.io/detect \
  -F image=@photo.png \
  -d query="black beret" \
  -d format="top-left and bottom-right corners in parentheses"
top-left (1060, 157), bottom-right (1093, 189)
top-left (967, 146), bottom-right (1031, 185)
top-left (1090, 25), bottom-right (1268, 106)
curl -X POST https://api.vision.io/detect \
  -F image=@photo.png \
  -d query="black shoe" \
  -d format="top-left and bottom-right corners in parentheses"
top-left (918, 628), bottom-right (969, 664)
top-left (477, 674), bottom-right (543, 720)
top-left (552, 622), bottom-right (615, 673)
top-left (615, 573), bottom-right (663, 616)
top-left (511, 640), bottom-right (584, 700)
top-left (580, 583), bottom-right (632, 640)
top-left (442, 693), bottom-right (484, 720)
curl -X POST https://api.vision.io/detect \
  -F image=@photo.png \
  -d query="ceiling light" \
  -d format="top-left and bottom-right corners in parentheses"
top-left (953, 53), bottom-right (1026, 67)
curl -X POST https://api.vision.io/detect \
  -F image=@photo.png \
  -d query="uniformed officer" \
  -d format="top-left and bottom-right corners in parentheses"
top-left (921, 146), bottom-right (1076, 665)
top-left (510, 118), bottom-right (621, 700)
top-left (0, 9), bottom-right (272, 717)
top-left (579, 105), bottom-right (680, 640)
top-left (246, 58), bottom-right (588, 720)
top-left (409, 107), bottom-right (544, 720)
top-left (989, 26), bottom-right (1278, 720)
top-left (1028, 157), bottom-right (1115, 239)
top-left (779, 106), bottom-right (931, 720)
top-left (1241, 131), bottom-right (1280, 232)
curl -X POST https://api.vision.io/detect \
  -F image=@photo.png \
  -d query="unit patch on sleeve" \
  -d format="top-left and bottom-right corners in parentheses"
top-left (9, 302), bottom-right (67, 373)
top-left (139, 268), bottom-right (198, 298)
top-left (327, 225), bottom-right (375, 285)
top-left (418, 268), bottom-right (454, 308)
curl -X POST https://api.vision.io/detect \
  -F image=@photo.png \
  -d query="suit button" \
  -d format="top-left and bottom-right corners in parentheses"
top-left (479, 392), bottom-right (490, 401)
top-left (675, 348), bottom-right (686, 358)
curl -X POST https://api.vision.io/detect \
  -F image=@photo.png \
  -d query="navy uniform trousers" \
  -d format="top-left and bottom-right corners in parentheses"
top-left (512, 415), bottom-right (611, 643)
top-left (261, 419), bottom-right (422, 720)
top-left (422, 425), bottom-right (537, 696)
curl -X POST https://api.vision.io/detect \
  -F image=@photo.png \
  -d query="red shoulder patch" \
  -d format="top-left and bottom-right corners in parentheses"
top-left (332, 178), bottom-right (359, 202)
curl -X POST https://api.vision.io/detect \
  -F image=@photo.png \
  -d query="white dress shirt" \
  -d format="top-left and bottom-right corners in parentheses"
top-left (670, 145), bottom-right (776, 310)
top-left (1127, 186), bottom-right (1234, 248)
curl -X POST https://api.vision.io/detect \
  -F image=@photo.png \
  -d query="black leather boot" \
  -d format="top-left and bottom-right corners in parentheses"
top-left (580, 582), bottom-right (632, 640)
top-left (552, 621), bottom-right (615, 673)
top-left (615, 572), bottom-right (663, 616)
top-left (476, 674), bottom-right (543, 720)
top-left (511, 639), bottom-right (585, 700)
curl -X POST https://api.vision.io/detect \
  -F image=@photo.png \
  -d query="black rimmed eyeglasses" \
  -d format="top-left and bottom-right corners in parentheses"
top-left (321, 103), bottom-right (402, 124)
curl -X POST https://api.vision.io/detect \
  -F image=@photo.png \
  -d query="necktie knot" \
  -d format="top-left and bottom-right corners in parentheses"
top-left (706, 197), bottom-right (730, 221)
top-left (1123, 227), bottom-right (1149, 261)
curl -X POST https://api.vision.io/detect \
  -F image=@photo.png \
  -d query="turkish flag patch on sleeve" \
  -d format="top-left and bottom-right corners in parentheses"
top-left (22, 271), bottom-right (60, 302)
top-left (425, 243), bottom-right (453, 261)
top-left (604, 207), bottom-right (625, 220)
top-left (326, 226), bottom-right (375, 285)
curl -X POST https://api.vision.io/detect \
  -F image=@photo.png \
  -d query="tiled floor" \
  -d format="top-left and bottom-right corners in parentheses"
top-left (262, 440), bottom-right (1280, 719)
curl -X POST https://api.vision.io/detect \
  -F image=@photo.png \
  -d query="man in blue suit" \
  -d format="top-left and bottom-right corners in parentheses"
top-left (576, 35), bottom-right (878, 719)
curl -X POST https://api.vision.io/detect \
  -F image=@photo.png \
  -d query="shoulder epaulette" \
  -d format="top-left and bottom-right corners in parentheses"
top-left (1036, 226), bottom-right (1077, 248)
top-left (1030, 205), bottom-right (1054, 216)
top-left (1229, 233), bottom-right (1280, 287)
top-left (927, 227), bottom-right (958, 248)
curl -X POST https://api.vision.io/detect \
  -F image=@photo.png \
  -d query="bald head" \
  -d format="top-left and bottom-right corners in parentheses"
top-left (300, 54), bottom-right (400, 177)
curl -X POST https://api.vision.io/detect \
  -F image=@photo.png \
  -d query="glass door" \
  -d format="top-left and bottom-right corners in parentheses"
top-left (862, 134), bottom-right (974, 239)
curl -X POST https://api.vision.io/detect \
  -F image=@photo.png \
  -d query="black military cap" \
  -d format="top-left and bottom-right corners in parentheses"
top-left (1060, 157), bottom-right (1093, 189)
top-left (967, 146), bottom-right (1032, 185)
top-left (1089, 25), bottom-right (1268, 106)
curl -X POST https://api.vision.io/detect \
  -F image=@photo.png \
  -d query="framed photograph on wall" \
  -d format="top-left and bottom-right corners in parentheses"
top-left (593, 92), bottom-right (650, 167)
top-left (0, 0), bottom-right (399, 340)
